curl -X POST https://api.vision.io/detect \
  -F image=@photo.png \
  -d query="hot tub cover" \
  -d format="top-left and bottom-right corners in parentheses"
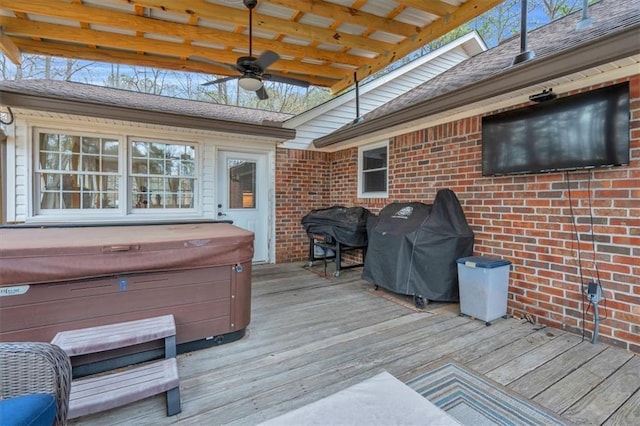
top-left (301, 206), bottom-right (371, 247)
top-left (0, 222), bottom-right (254, 285)
top-left (361, 189), bottom-right (474, 302)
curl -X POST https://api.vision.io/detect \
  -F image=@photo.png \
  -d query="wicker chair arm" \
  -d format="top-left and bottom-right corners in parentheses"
top-left (0, 342), bottom-right (72, 426)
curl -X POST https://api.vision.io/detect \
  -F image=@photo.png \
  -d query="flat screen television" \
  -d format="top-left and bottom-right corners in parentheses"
top-left (482, 82), bottom-right (630, 176)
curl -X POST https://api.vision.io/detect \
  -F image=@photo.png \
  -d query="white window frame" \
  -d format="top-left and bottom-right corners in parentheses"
top-left (358, 140), bottom-right (388, 198)
top-left (128, 137), bottom-right (199, 216)
top-left (32, 127), bottom-right (201, 220)
top-left (33, 128), bottom-right (126, 219)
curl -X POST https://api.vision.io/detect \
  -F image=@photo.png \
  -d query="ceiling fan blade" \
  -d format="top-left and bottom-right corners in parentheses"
top-left (254, 50), bottom-right (280, 71)
top-left (201, 76), bottom-right (238, 86)
top-left (190, 56), bottom-right (238, 72)
top-left (255, 86), bottom-right (269, 100)
top-left (264, 73), bottom-right (311, 88)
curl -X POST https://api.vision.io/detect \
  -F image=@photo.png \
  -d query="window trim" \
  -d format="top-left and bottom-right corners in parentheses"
top-left (358, 140), bottom-right (389, 198)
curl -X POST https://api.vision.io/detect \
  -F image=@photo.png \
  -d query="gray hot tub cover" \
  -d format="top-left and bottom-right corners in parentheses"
top-left (361, 189), bottom-right (474, 302)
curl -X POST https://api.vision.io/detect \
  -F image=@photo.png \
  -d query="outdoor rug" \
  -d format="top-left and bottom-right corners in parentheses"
top-left (406, 361), bottom-right (568, 426)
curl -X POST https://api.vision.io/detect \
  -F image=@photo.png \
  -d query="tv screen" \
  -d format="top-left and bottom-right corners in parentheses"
top-left (482, 83), bottom-right (630, 176)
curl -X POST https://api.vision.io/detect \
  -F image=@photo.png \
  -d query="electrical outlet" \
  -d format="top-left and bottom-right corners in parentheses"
top-left (586, 281), bottom-right (601, 303)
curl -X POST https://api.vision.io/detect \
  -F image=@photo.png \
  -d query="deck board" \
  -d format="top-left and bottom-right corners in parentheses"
top-left (69, 263), bottom-right (639, 425)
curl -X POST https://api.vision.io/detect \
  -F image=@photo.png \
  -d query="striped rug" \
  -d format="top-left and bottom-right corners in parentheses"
top-left (406, 361), bottom-right (569, 426)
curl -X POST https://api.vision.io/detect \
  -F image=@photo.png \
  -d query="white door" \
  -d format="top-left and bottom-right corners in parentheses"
top-left (217, 150), bottom-right (269, 263)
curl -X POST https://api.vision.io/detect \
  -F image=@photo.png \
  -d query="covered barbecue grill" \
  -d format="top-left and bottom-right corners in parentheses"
top-left (362, 189), bottom-right (474, 306)
top-left (301, 206), bottom-right (371, 276)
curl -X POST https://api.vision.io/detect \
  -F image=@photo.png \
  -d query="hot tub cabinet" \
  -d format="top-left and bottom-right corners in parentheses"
top-left (0, 222), bottom-right (253, 369)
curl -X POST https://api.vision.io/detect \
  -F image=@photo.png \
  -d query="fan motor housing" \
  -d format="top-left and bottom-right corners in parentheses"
top-left (243, 0), bottom-right (258, 9)
top-left (236, 56), bottom-right (260, 73)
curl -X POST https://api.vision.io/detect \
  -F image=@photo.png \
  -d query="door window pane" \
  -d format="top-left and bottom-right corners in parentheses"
top-left (228, 160), bottom-right (256, 209)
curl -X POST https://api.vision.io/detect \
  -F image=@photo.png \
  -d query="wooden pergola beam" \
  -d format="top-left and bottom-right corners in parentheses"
top-left (329, 0), bottom-right (503, 94)
top-left (1, 17), bottom-right (339, 79)
top-left (395, 1), bottom-right (458, 17)
top-left (0, 0), bottom-right (368, 68)
top-left (127, 0), bottom-right (394, 53)
top-left (267, 0), bottom-right (420, 38)
top-left (11, 38), bottom-right (340, 88)
top-left (0, 26), bottom-right (21, 64)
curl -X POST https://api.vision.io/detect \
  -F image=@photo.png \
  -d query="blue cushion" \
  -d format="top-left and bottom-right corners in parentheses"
top-left (0, 393), bottom-right (57, 426)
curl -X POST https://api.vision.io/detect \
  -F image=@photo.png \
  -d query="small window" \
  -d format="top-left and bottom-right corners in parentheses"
top-left (358, 141), bottom-right (388, 198)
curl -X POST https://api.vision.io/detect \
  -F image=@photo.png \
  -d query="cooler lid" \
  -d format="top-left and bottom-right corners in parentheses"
top-left (456, 256), bottom-right (511, 268)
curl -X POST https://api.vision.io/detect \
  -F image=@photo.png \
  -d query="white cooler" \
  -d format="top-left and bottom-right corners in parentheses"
top-left (456, 256), bottom-right (511, 324)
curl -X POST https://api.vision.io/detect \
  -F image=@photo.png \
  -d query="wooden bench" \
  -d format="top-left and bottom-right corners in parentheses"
top-left (51, 314), bottom-right (181, 418)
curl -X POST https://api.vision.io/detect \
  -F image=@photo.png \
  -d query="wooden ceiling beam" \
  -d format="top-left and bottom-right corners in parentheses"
top-left (267, 0), bottom-right (419, 38)
top-left (0, 26), bottom-right (21, 64)
top-left (12, 38), bottom-right (340, 88)
top-left (329, 0), bottom-right (502, 94)
top-left (395, 1), bottom-right (458, 17)
top-left (126, 0), bottom-right (393, 53)
top-left (0, 0), bottom-right (367, 67)
top-left (0, 17), bottom-right (342, 79)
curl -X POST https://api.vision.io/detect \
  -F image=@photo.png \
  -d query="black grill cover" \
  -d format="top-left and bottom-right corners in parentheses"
top-left (361, 189), bottom-right (474, 302)
top-left (301, 206), bottom-right (371, 247)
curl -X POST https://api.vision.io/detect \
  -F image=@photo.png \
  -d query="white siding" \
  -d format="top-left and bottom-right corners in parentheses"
top-left (6, 110), bottom-right (276, 224)
top-left (282, 34), bottom-right (485, 150)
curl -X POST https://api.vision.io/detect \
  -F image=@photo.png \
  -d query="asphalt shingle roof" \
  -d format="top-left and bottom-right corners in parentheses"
top-left (0, 79), bottom-right (293, 125)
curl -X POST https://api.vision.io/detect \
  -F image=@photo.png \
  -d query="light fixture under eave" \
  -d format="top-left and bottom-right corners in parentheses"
top-left (238, 76), bottom-right (263, 91)
top-left (529, 88), bottom-right (557, 103)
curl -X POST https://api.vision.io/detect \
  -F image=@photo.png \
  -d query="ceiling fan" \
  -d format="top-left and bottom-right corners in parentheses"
top-left (194, 0), bottom-right (310, 100)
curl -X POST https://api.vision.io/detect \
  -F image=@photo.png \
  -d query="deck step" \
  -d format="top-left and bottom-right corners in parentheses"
top-left (51, 314), bottom-right (176, 356)
top-left (68, 358), bottom-right (180, 419)
top-left (52, 314), bottom-right (181, 418)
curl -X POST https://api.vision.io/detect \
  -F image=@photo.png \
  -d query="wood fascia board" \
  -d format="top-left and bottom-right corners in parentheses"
top-left (329, 0), bottom-right (503, 94)
top-left (267, 0), bottom-right (420, 38)
top-left (128, 0), bottom-right (395, 53)
top-left (0, 18), bottom-right (336, 80)
top-left (0, 0), bottom-right (366, 68)
top-left (314, 25), bottom-right (640, 148)
top-left (0, 27), bottom-right (20, 65)
top-left (0, 91), bottom-right (296, 140)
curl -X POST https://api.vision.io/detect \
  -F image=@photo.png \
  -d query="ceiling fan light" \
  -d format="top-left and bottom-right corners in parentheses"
top-left (238, 76), bottom-right (263, 91)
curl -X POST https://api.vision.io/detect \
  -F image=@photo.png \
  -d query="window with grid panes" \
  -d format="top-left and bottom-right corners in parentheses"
top-left (35, 131), bottom-right (198, 216)
top-left (130, 140), bottom-right (196, 209)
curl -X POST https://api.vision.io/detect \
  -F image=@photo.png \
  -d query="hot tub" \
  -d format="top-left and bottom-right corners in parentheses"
top-left (0, 221), bottom-right (253, 372)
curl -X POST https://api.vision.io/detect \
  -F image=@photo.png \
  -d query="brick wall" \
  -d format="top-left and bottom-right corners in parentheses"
top-left (275, 148), bottom-right (331, 263)
top-left (276, 75), bottom-right (640, 351)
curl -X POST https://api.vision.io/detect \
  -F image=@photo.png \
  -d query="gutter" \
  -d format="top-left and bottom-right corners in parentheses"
top-left (313, 23), bottom-right (640, 148)
top-left (0, 91), bottom-right (296, 140)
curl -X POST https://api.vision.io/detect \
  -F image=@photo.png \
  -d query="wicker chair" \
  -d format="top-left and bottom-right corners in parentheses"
top-left (0, 342), bottom-right (72, 426)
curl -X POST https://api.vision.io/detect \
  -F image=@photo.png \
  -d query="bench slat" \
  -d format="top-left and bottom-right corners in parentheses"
top-left (52, 314), bottom-right (176, 356)
top-left (68, 358), bottom-right (179, 419)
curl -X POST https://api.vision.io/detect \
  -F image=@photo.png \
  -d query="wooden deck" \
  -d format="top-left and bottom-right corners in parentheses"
top-left (71, 262), bottom-right (640, 425)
